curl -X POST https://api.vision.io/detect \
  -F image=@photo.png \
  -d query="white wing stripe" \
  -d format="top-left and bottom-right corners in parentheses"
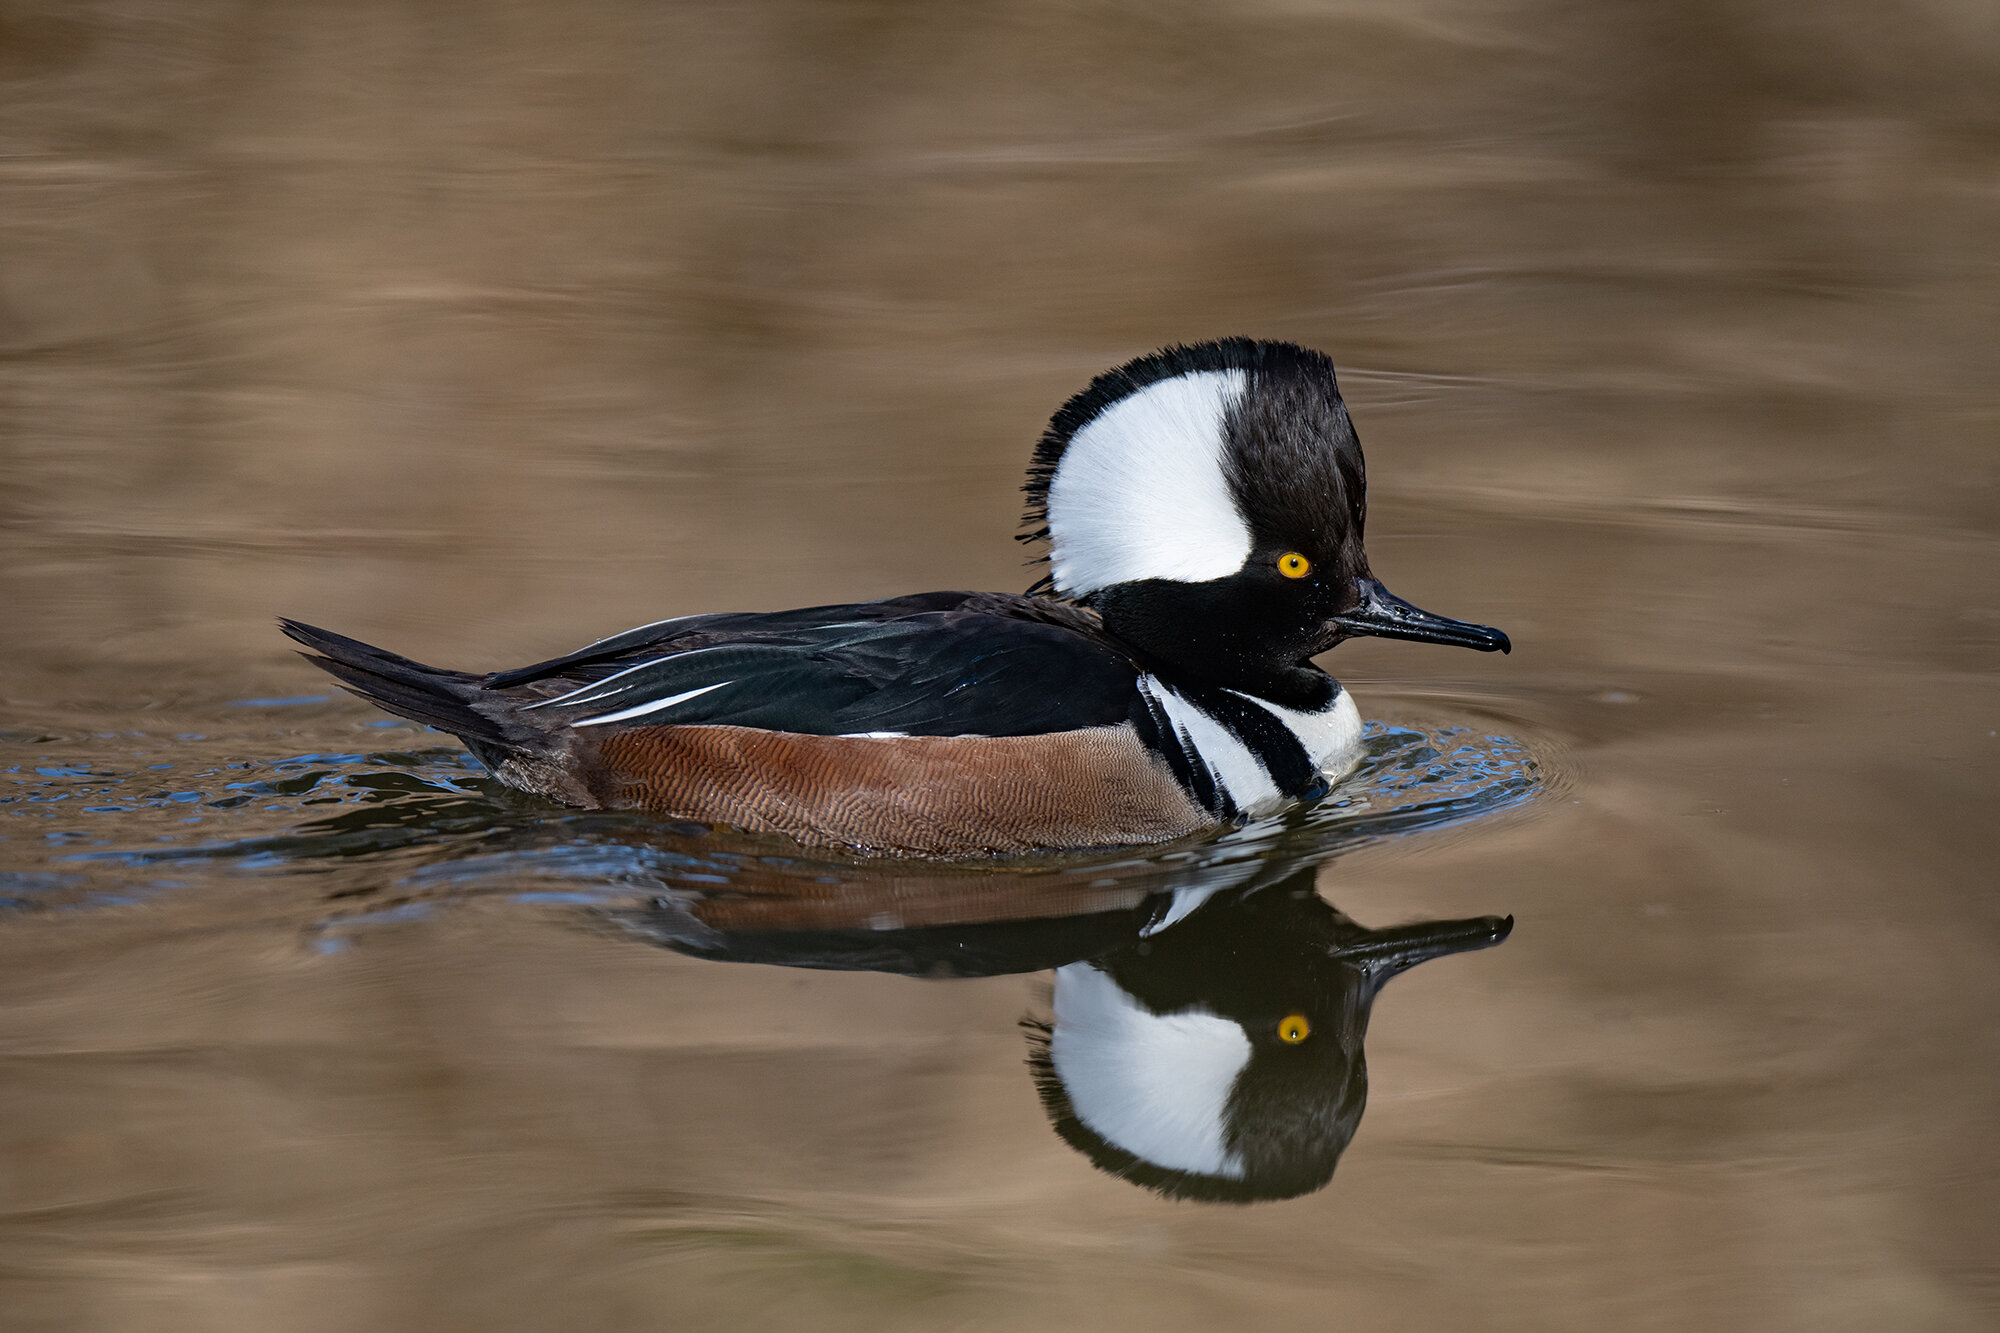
top-left (524, 646), bottom-right (728, 710)
top-left (572, 680), bottom-right (734, 728)
top-left (575, 614), bottom-right (699, 650)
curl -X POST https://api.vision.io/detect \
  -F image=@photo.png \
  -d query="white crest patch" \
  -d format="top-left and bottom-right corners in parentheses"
top-left (1049, 962), bottom-right (1250, 1179)
top-left (1046, 370), bottom-right (1250, 595)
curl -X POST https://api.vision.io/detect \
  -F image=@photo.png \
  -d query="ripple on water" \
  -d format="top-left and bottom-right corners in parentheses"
top-left (0, 706), bottom-right (1548, 924)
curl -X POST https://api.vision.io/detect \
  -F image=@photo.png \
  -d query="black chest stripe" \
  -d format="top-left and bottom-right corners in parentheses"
top-left (1142, 680), bottom-right (1325, 803)
top-left (1129, 693), bottom-right (1232, 820)
top-left (1190, 685), bottom-right (1323, 799)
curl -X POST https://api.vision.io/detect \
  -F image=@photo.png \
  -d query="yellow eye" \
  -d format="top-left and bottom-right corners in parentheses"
top-left (1277, 552), bottom-right (1312, 579)
top-left (1277, 1014), bottom-right (1311, 1044)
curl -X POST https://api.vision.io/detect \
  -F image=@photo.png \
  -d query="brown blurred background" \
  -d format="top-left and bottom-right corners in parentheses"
top-left (1, 2), bottom-right (1997, 1330)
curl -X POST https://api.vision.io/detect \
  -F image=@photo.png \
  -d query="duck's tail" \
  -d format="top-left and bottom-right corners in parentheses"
top-left (278, 618), bottom-right (508, 745)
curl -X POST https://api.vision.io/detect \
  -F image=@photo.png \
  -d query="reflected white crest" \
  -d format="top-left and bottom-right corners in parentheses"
top-left (1049, 962), bottom-right (1250, 1178)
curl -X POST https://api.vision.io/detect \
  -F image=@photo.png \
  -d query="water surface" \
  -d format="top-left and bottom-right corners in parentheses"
top-left (2, 2), bottom-right (1996, 1329)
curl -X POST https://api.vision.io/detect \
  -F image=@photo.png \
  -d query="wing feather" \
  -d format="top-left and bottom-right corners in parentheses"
top-left (509, 597), bottom-right (1137, 738)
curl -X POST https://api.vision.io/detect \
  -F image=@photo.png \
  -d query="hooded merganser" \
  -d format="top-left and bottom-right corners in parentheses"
top-left (282, 338), bottom-right (1509, 856)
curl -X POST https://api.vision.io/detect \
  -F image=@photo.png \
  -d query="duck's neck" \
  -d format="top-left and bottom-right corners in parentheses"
top-left (1123, 644), bottom-right (1339, 713)
top-left (1209, 661), bottom-right (1338, 711)
top-left (1089, 580), bottom-right (1341, 712)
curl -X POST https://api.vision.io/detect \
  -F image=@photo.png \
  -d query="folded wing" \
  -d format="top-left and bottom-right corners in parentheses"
top-left (498, 593), bottom-right (1141, 739)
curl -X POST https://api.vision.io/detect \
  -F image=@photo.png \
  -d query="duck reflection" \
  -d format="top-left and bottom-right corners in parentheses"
top-left (1028, 879), bottom-right (1507, 1201)
top-left (615, 858), bottom-right (1508, 1203)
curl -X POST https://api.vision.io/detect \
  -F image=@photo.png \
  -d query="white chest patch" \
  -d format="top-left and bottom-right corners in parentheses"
top-left (1228, 684), bottom-right (1366, 786)
top-left (1050, 962), bottom-right (1250, 1179)
top-left (1140, 676), bottom-right (1285, 815)
top-left (1046, 370), bottom-right (1250, 595)
top-left (1139, 676), bottom-right (1363, 818)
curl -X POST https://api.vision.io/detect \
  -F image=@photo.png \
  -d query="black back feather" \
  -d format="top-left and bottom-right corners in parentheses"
top-left (278, 618), bottom-right (508, 744)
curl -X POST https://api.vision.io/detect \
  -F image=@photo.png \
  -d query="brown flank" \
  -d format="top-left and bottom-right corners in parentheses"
top-left (590, 723), bottom-right (1209, 856)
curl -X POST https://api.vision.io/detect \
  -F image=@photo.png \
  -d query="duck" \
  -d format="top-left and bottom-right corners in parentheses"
top-left (281, 338), bottom-right (1509, 857)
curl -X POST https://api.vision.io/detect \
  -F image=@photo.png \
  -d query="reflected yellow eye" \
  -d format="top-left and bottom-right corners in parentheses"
top-left (1277, 552), bottom-right (1312, 579)
top-left (1277, 1014), bottom-right (1311, 1044)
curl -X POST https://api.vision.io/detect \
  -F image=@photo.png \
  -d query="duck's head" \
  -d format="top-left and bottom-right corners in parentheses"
top-left (1023, 339), bottom-right (1508, 696)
